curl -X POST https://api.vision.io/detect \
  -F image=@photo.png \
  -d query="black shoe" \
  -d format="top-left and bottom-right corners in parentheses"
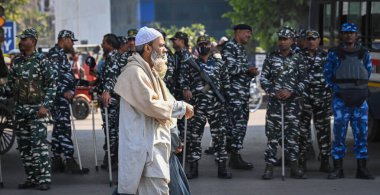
top-left (262, 164), bottom-right (274, 180)
top-left (319, 155), bottom-right (332, 173)
top-left (38, 183), bottom-right (50, 191)
top-left (51, 157), bottom-right (65, 173)
top-left (356, 159), bottom-right (375, 180)
top-left (65, 158), bottom-right (90, 174)
top-left (186, 161), bottom-right (199, 179)
top-left (328, 159), bottom-right (344, 179)
top-left (204, 147), bottom-right (216, 155)
top-left (229, 152), bottom-right (253, 170)
top-left (217, 161), bottom-right (232, 179)
top-left (290, 161), bottom-right (307, 179)
top-left (17, 181), bottom-right (37, 189)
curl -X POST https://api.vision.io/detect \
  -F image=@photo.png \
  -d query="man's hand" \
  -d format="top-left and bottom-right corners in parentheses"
top-left (183, 89), bottom-right (192, 102)
top-left (184, 104), bottom-right (194, 119)
top-left (247, 67), bottom-right (259, 76)
top-left (101, 91), bottom-right (111, 107)
top-left (276, 89), bottom-right (292, 100)
top-left (64, 91), bottom-right (74, 101)
top-left (37, 106), bottom-right (49, 118)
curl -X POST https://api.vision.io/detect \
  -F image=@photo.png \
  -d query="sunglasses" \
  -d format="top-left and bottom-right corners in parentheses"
top-left (307, 37), bottom-right (318, 41)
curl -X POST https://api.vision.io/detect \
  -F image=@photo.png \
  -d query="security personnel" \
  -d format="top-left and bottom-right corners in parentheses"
top-left (118, 36), bottom-right (129, 54)
top-left (221, 24), bottom-right (258, 169)
top-left (0, 28), bottom-right (56, 190)
top-left (48, 30), bottom-right (89, 174)
top-left (98, 33), bottom-right (121, 170)
top-left (126, 28), bottom-right (138, 56)
top-left (260, 26), bottom-right (308, 179)
top-left (184, 35), bottom-right (232, 179)
top-left (324, 23), bottom-right (374, 180)
top-left (170, 31), bottom-right (192, 139)
top-left (298, 30), bottom-right (331, 173)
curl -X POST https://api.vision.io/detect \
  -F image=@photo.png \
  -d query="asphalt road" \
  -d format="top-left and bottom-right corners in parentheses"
top-left (1, 109), bottom-right (380, 195)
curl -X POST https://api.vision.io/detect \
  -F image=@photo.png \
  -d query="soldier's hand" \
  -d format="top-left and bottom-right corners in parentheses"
top-left (247, 67), bottom-right (259, 76)
top-left (102, 91), bottom-right (111, 107)
top-left (278, 89), bottom-right (292, 100)
top-left (184, 104), bottom-right (194, 119)
top-left (64, 91), bottom-right (74, 100)
top-left (37, 106), bottom-right (49, 118)
top-left (183, 89), bottom-right (192, 102)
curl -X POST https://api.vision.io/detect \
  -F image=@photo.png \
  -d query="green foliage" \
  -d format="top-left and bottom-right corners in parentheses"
top-left (2, 0), bottom-right (53, 46)
top-left (151, 23), bottom-right (213, 52)
top-left (223, 0), bottom-right (309, 51)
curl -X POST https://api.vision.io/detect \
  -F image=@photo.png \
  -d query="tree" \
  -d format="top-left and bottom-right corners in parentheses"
top-left (223, 0), bottom-right (310, 51)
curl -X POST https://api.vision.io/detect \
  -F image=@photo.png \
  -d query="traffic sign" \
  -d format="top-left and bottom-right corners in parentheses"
top-left (2, 21), bottom-right (16, 53)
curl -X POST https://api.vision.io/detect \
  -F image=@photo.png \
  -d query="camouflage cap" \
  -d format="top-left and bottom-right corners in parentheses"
top-left (127, 29), bottom-right (138, 39)
top-left (341, 22), bottom-right (358, 32)
top-left (297, 28), bottom-right (307, 38)
top-left (306, 30), bottom-right (320, 38)
top-left (118, 36), bottom-right (128, 44)
top-left (58, 30), bottom-right (78, 41)
top-left (277, 26), bottom-right (296, 38)
top-left (169, 31), bottom-right (188, 41)
top-left (197, 35), bottom-right (211, 44)
top-left (16, 28), bottom-right (38, 39)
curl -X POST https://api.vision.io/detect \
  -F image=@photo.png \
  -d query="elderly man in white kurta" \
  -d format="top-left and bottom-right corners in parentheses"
top-left (114, 27), bottom-right (194, 195)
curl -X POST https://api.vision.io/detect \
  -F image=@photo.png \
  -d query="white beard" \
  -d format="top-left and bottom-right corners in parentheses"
top-left (151, 50), bottom-right (168, 79)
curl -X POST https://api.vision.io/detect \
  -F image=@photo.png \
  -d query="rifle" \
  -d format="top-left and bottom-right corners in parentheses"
top-left (182, 55), bottom-right (226, 104)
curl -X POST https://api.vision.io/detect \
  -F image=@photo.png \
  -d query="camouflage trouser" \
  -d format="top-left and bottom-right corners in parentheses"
top-left (332, 97), bottom-right (368, 160)
top-left (299, 99), bottom-right (331, 160)
top-left (227, 97), bottom-right (249, 152)
top-left (15, 105), bottom-right (51, 184)
top-left (187, 94), bottom-right (228, 162)
top-left (264, 98), bottom-right (301, 164)
top-left (100, 94), bottom-right (120, 158)
top-left (51, 96), bottom-right (74, 159)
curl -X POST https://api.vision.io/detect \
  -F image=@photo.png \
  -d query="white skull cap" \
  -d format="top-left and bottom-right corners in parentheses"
top-left (135, 26), bottom-right (163, 46)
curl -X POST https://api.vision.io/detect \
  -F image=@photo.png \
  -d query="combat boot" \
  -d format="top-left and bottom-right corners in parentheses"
top-left (38, 183), bottom-right (50, 191)
top-left (65, 158), bottom-right (90, 174)
top-left (262, 164), bottom-right (274, 180)
top-left (186, 161), bottom-right (198, 179)
top-left (298, 158), bottom-right (307, 173)
top-left (319, 155), bottom-right (331, 173)
top-left (328, 159), bottom-right (344, 179)
top-left (290, 161), bottom-right (307, 179)
top-left (17, 181), bottom-right (37, 189)
top-left (51, 157), bottom-right (65, 173)
top-left (356, 159), bottom-right (375, 180)
top-left (229, 152), bottom-right (253, 170)
top-left (217, 161), bottom-right (232, 179)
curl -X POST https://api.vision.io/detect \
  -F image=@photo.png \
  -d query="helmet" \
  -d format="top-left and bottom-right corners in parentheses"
top-left (85, 56), bottom-right (96, 69)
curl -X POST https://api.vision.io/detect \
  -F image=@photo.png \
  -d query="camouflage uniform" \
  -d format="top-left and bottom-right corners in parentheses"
top-left (260, 28), bottom-right (308, 179)
top-left (0, 28), bottom-right (57, 186)
top-left (183, 56), bottom-right (230, 163)
top-left (299, 44), bottom-right (332, 163)
top-left (221, 39), bottom-right (251, 152)
top-left (98, 49), bottom-right (128, 161)
top-left (48, 42), bottom-right (75, 160)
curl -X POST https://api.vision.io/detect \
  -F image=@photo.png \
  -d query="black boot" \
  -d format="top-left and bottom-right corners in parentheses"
top-left (186, 161), bottom-right (198, 179)
top-left (65, 158), bottom-right (90, 174)
top-left (229, 152), bottom-right (253, 170)
top-left (17, 181), bottom-right (37, 189)
top-left (356, 159), bottom-right (375, 180)
top-left (319, 155), bottom-right (331, 173)
top-left (328, 159), bottom-right (344, 179)
top-left (262, 164), bottom-right (274, 180)
top-left (218, 161), bottom-right (232, 179)
top-left (298, 158), bottom-right (307, 173)
top-left (51, 157), bottom-right (65, 173)
top-left (290, 161), bottom-right (307, 179)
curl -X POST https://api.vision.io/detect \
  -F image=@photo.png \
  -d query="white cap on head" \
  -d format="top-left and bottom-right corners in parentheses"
top-left (135, 26), bottom-right (162, 46)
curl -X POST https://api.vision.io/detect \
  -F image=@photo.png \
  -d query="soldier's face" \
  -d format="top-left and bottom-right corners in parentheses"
top-left (341, 31), bottom-right (357, 45)
top-left (307, 37), bottom-right (320, 50)
top-left (63, 38), bottom-right (74, 53)
top-left (101, 37), bottom-right (112, 54)
top-left (19, 37), bottom-right (36, 52)
top-left (237, 29), bottom-right (252, 44)
top-left (278, 37), bottom-right (293, 51)
top-left (128, 38), bottom-right (136, 51)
